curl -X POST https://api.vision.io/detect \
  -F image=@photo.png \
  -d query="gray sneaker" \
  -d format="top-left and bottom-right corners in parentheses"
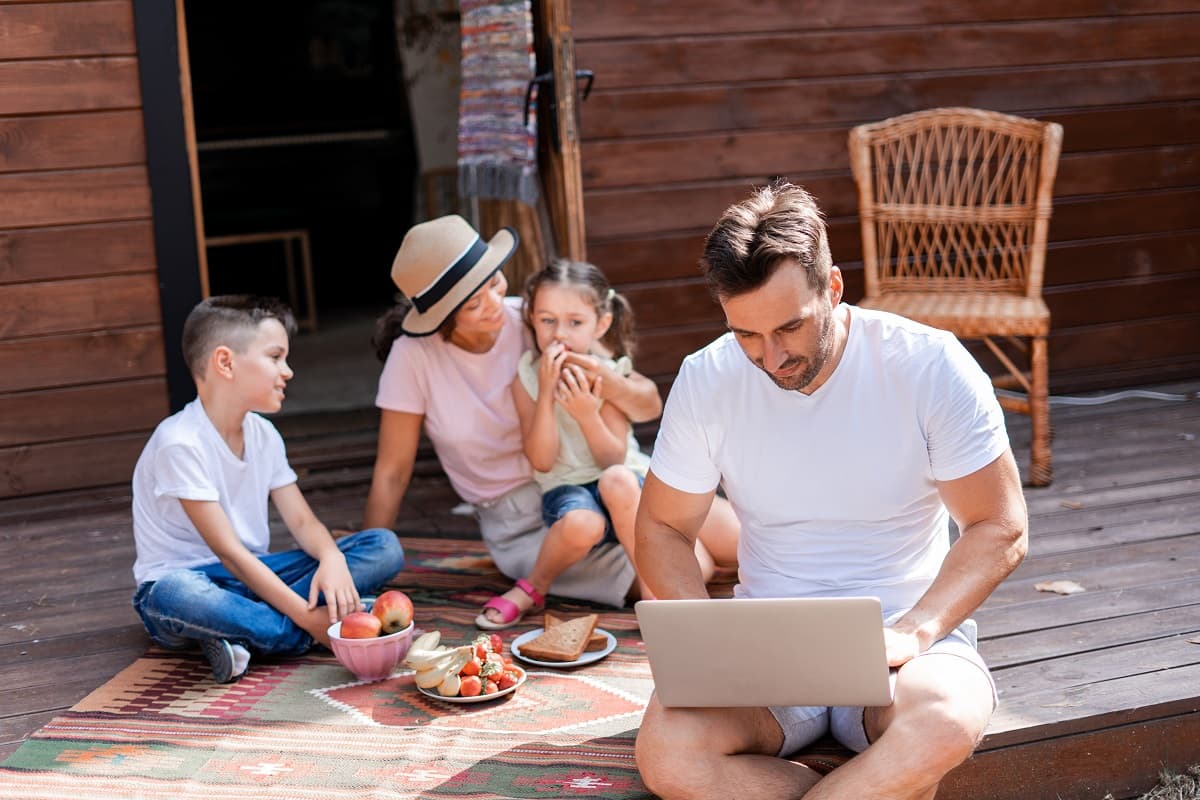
top-left (200, 638), bottom-right (243, 683)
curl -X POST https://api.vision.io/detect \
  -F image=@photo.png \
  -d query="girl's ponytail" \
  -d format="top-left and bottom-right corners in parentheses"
top-left (602, 287), bottom-right (636, 360)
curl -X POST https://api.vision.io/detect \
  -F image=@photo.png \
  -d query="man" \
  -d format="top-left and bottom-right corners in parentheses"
top-left (634, 181), bottom-right (1028, 800)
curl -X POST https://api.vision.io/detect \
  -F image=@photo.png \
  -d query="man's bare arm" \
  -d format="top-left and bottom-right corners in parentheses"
top-left (886, 449), bottom-right (1028, 666)
top-left (635, 471), bottom-right (718, 599)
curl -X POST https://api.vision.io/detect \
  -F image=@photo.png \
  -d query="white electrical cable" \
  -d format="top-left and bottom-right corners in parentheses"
top-left (995, 388), bottom-right (1200, 406)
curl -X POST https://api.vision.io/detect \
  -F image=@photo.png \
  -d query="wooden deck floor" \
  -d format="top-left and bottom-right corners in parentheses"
top-left (1, 383), bottom-right (1198, 799)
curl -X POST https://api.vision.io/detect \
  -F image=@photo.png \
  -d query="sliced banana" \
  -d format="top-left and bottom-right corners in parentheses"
top-left (406, 640), bottom-right (474, 671)
top-left (438, 672), bottom-right (462, 697)
top-left (412, 646), bottom-right (472, 687)
top-left (405, 647), bottom-right (451, 670)
top-left (445, 647), bottom-right (472, 676)
top-left (411, 630), bottom-right (441, 652)
top-left (414, 663), bottom-right (451, 688)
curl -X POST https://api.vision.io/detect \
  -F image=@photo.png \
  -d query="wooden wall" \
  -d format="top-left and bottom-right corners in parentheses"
top-left (573, 2), bottom-right (1200, 392)
top-left (3, 1), bottom-right (1198, 498)
top-left (0, 0), bottom-right (168, 498)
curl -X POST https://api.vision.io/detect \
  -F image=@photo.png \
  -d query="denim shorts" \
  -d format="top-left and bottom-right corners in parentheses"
top-left (540, 474), bottom-right (645, 542)
top-left (770, 615), bottom-right (996, 757)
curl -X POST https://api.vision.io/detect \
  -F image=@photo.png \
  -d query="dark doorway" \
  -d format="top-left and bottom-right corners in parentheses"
top-left (184, 0), bottom-right (419, 413)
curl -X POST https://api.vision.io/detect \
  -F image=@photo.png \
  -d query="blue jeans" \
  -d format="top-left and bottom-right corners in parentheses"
top-left (132, 528), bottom-right (405, 657)
top-left (541, 474), bottom-right (645, 543)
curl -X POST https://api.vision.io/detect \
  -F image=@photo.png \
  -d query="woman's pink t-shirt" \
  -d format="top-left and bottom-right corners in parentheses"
top-left (375, 297), bottom-right (532, 504)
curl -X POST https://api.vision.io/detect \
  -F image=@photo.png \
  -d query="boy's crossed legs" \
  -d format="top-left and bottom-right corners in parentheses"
top-left (134, 528), bottom-right (404, 681)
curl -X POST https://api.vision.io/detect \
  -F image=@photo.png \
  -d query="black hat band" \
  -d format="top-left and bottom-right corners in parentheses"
top-left (411, 236), bottom-right (488, 314)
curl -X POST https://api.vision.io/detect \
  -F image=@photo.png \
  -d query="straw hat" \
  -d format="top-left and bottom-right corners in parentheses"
top-left (391, 215), bottom-right (519, 336)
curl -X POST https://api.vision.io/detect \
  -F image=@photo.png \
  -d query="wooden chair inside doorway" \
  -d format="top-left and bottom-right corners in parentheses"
top-left (849, 107), bottom-right (1063, 486)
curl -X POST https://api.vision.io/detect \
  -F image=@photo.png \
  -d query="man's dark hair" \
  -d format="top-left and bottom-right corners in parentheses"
top-left (700, 180), bottom-right (833, 298)
top-left (181, 295), bottom-right (296, 379)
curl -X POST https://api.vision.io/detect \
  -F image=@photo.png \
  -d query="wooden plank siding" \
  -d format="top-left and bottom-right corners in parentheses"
top-left (0, 0), bottom-right (167, 498)
top-left (573, 3), bottom-right (1200, 397)
top-left (0, 0), bottom-right (135, 59)
top-left (0, 111), bottom-right (147, 173)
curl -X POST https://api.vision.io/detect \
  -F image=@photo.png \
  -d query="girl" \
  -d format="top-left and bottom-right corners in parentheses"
top-left (475, 260), bottom-right (661, 630)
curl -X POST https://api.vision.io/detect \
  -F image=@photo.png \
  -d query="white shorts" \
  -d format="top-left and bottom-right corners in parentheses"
top-left (770, 615), bottom-right (997, 756)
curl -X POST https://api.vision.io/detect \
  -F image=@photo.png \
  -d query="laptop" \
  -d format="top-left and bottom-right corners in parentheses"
top-left (635, 597), bottom-right (894, 708)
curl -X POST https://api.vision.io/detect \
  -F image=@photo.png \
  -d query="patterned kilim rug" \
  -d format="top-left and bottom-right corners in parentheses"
top-left (0, 538), bottom-right (659, 799)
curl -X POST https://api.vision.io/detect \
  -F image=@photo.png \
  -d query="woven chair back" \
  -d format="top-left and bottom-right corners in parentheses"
top-left (850, 108), bottom-right (1063, 299)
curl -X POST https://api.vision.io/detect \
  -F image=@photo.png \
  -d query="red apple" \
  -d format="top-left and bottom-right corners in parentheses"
top-left (371, 590), bottom-right (414, 634)
top-left (340, 611), bottom-right (382, 639)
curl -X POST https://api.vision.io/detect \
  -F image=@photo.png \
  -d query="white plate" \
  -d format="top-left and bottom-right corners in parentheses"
top-left (416, 667), bottom-right (526, 704)
top-left (511, 627), bottom-right (617, 668)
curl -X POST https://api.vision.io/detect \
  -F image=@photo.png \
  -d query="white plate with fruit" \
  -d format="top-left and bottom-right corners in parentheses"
top-left (406, 631), bottom-right (527, 703)
top-left (416, 666), bottom-right (526, 704)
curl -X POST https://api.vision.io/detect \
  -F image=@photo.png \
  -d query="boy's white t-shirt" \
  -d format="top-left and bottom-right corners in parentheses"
top-left (131, 399), bottom-right (298, 584)
top-left (650, 304), bottom-right (1009, 616)
top-left (375, 296), bottom-right (532, 504)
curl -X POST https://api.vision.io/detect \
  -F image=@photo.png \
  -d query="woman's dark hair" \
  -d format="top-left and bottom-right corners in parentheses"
top-left (522, 259), bottom-right (636, 359)
top-left (372, 297), bottom-right (457, 362)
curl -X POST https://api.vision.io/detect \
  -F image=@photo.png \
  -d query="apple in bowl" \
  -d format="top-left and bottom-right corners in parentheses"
top-left (371, 590), bottom-right (414, 634)
top-left (339, 611), bottom-right (383, 639)
top-left (327, 602), bottom-right (415, 681)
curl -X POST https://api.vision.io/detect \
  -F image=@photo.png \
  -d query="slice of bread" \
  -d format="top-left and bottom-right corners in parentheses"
top-left (544, 611), bottom-right (608, 652)
top-left (521, 613), bottom-right (599, 662)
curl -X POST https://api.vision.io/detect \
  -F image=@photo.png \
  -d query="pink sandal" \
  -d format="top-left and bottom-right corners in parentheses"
top-left (475, 578), bottom-right (545, 630)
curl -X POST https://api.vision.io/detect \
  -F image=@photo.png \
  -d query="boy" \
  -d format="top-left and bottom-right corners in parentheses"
top-left (131, 295), bottom-right (405, 682)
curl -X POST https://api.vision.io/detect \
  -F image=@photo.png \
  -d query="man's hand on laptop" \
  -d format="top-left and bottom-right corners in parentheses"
top-left (883, 626), bottom-right (921, 668)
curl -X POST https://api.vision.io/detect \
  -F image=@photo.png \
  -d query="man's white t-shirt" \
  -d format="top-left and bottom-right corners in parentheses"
top-left (650, 304), bottom-right (1009, 616)
top-left (131, 399), bottom-right (298, 584)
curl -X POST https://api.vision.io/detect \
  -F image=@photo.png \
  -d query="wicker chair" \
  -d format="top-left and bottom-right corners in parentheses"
top-left (848, 107), bottom-right (1063, 486)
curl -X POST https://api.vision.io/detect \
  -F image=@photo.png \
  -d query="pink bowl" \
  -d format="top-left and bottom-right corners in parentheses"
top-left (327, 620), bottom-right (415, 681)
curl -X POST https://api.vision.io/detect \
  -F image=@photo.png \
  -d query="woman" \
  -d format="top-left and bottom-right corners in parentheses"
top-left (362, 215), bottom-right (737, 628)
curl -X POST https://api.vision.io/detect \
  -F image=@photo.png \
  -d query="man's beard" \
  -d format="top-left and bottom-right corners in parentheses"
top-left (757, 305), bottom-right (835, 392)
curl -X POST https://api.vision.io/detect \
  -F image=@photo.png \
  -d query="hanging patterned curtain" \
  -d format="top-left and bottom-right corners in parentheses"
top-left (456, 0), bottom-right (539, 205)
